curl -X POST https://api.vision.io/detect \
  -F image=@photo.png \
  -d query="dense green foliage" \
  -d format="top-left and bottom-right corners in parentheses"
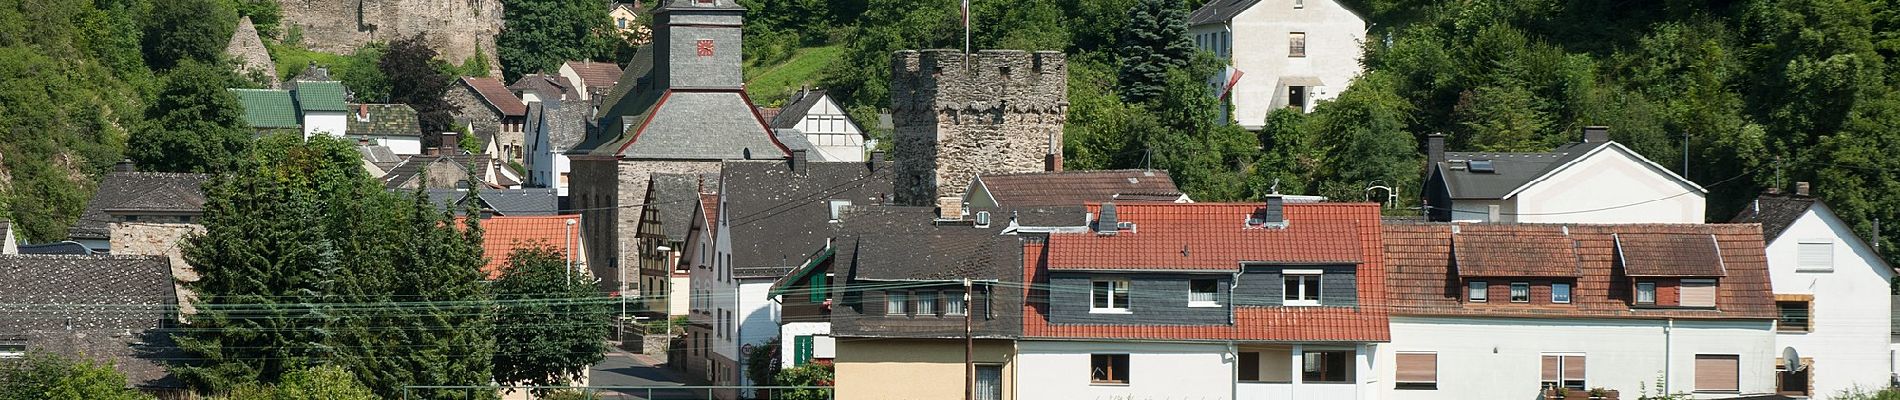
top-left (128, 60), bottom-right (251, 173)
top-left (489, 246), bottom-right (613, 393)
top-left (1115, 0), bottom-right (1194, 103)
top-left (172, 134), bottom-right (495, 398)
top-left (496, 0), bottom-right (616, 82)
top-left (0, 353), bottom-right (153, 400)
top-left (142, 0), bottom-right (236, 70)
top-left (382, 35), bottom-right (458, 146)
top-left (219, 365), bottom-right (378, 400)
top-left (772, 364), bottom-right (835, 400)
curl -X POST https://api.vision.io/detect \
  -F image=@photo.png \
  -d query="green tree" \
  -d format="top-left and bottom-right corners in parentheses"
top-left (142, 0), bottom-right (236, 69)
top-left (381, 35), bottom-right (458, 147)
top-left (1115, 0), bottom-right (1194, 103)
top-left (1254, 108), bottom-right (1317, 196)
top-left (1307, 72), bottom-right (1420, 205)
top-left (490, 246), bottom-right (613, 393)
top-left (772, 364), bottom-right (835, 400)
top-left (0, 352), bottom-right (153, 400)
top-left (220, 365), bottom-right (378, 400)
top-left (496, 0), bottom-right (614, 82)
top-left (128, 60), bottom-right (251, 173)
top-left (1144, 56), bottom-right (1257, 201)
top-left (231, 0), bottom-right (281, 39)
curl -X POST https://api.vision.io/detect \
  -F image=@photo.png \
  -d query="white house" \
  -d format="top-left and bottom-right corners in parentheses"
top-left (1731, 187), bottom-right (1897, 397)
top-left (768, 89), bottom-right (866, 162)
top-left (524, 99), bottom-right (589, 196)
top-left (1380, 223), bottom-right (1781, 399)
top-left (1188, 0), bottom-right (1366, 129)
top-left (288, 80), bottom-right (350, 137)
top-left (1424, 127), bottom-right (1708, 224)
top-left (558, 60), bottom-right (623, 101)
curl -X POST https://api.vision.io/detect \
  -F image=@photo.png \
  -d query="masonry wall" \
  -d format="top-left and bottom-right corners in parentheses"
top-left (445, 84), bottom-right (502, 142)
top-left (572, 158), bottom-right (721, 293)
top-left (277, 0), bottom-right (503, 71)
top-left (889, 49), bottom-right (1066, 206)
top-left (110, 222), bottom-right (205, 315)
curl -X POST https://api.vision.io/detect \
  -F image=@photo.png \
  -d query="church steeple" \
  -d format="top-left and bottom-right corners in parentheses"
top-left (651, 0), bottom-right (746, 89)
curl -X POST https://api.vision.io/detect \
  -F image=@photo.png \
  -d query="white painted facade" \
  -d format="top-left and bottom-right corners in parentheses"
top-left (1190, 0), bottom-right (1366, 129)
top-left (736, 277), bottom-right (782, 386)
top-left (303, 111), bottom-right (348, 138)
top-left (669, 275), bottom-right (691, 316)
top-left (785, 93), bottom-right (866, 162)
top-left (778, 321), bottom-right (835, 367)
top-left (356, 136), bottom-right (422, 155)
top-left (1450, 143), bottom-right (1706, 224)
top-left (525, 110), bottom-right (573, 196)
top-left (557, 64), bottom-right (593, 101)
top-left (1380, 317), bottom-right (1777, 399)
top-left (692, 187), bottom-right (786, 396)
top-left (1017, 340), bottom-right (1378, 400)
top-left (1761, 201), bottom-right (1896, 396)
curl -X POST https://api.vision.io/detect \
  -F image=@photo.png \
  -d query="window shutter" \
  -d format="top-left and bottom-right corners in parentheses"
top-left (1798, 241), bottom-right (1833, 269)
top-left (1562, 355), bottom-right (1586, 381)
top-left (808, 274), bottom-right (827, 303)
top-left (1541, 355), bottom-right (1560, 381)
top-left (1695, 355), bottom-right (1739, 391)
top-left (794, 335), bottom-right (815, 366)
top-left (1396, 353), bottom-right (1437, 383)
top-left (1680, 280), bottom-right (1717, 308)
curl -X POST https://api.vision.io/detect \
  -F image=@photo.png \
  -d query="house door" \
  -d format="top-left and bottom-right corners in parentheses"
top-left (1287, 86), bottom-right (1307, 111)
top-left (975, 365), bottom-right (1003, 400)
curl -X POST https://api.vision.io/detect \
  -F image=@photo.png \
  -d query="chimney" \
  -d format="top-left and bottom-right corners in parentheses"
top-left (937, 196), bottom-right (963, 220)
top-left (1583, 126), bottom-right (1610, 143)
top-left (1045, 132), bottom-right (1063, 171)
top-left (1261, 195), bottom-right (1284, 224)
top-left (1795, 181), bottom-right (1810, 196)
top-left (114, 159), bottom-right (135, 172)
top-left (1427, 133), bottom-right (1446, 164)
top-left (1097, 202), bottom-right (1119, 235)
top-left (790, 149), bottom-right (808, 173)
top-left (1487, 204), bottom-right (1502, 222)
top-left (439, 131), bottom-right (459, 155)
top-left (869, 151), bottom-right (886, 164)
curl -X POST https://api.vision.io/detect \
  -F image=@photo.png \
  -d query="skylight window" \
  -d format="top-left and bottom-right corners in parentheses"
top-left (1468, 159), bottom-right (1496, 173)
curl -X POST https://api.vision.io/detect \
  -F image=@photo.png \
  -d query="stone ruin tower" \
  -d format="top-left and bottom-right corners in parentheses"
top-left (890, 49), bottom-right (1068, 207)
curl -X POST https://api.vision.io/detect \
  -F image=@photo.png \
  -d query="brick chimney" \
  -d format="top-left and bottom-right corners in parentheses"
top-left (937, 196), bottom-right (963, 220)
top-left (114, 159), bottom-right (136, 172)
top-left (790, 149), bottom-right (808, 174)
top-left (1795, 181), bottom-right (1810, 196)
top-left (439, 131), bottom-right (459, 155)
top-left (1427, 133), bottom-right (1446, 164)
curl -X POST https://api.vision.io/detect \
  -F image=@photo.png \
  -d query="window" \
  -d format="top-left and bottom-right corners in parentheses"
top-left (1289, 32), bottom-right (1307, 57)
top-left (1510, 282), bottom-right (1531, 303)
top-left (1287, 86), bottom-right (1308, 110)
top-left (975, 365), bottom-right (1004, 400)
top-left (917, 291), bottom-right (938, 315)
top-left (1091, 280), bottom-right (1130, 313)
top-left (1797, 240), bottom-right (1833, 271)
top-left (1777, 359), bottom-right (1810, 397)
top-left (1189, 279), bottom-right (1220, 307)
top-left (1239, 352), bottom-right (1261, 381)
top-left (0, 343), bottom-right (22, 359)
top-left (617, 18), bottom-right (628, 28)
top-left (1469, 281), bottom-right (1488, 302)
top-left (1681, 279), bottom-right (1717, 308)
top-left (1636, 282), bottom-right (1657, 304)
top-left (886, 291), bottom-right (908, 315)
top-left (1302, 350), bottom-right (1354, 383)
top-left (1695, 354), bottom-right (1740, 392)
top-left (1090, 354), bottom-right (1130, 384)
top-left (1541, 354), bottom-right (1587, 390)
top-left (1294, 0), bottom-right (1304, 8)
top-left (1396, 353), bottom-right (1438, 390)
top-left (807, 273), bottom-right (828, 303)
top-left (1552, 283), bottom-right (1572, 304)
top-left (1777, 297), bottom-right (1812, 332)
top-left (1283, 271), bottom-right (1322, 306)
top-left (827, 199), bottom-right (852, 221)
top-left (946, 291), bottom-right (968, 315)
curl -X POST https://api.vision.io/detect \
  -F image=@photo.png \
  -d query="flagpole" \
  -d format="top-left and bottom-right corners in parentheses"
top-left (962, 0), bottom-right (971, 54)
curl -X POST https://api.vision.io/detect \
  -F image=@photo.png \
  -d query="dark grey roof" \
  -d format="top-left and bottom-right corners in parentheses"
top-left (381, 154), bottom-right (497, 189)
top-left (509, 74), bottom-right (577, 101)
top-left (1188, 0), bottom-right (1368, 26)
top-left (770, 89), bottom-right (826, 129)
top-left (0, 255), bottom-right (178, 388)
top-left (775, 129), bottom-right (812, 153)
top-left (1729, 194), bottom-right (1818, 241)
top-left (359, 145), bottom-right (403, 171)
top-left (577, 90), bottom-right (787, 160)
top-left (834, 206), bottom-right (1027, 281)
top-left (18, 241), bottom-right (95, 255)
top-left (423, 188), bottom-right (559, 216)
top-left (656, 0), bottom-right (745, 11)
top-left (542, 99), bottom-right (592, 151)
top-left (641, 173), bottom-right (714, 242)
top-left (721, 160), bottom-right (893, 271)
top-left (1433, 141), bottom-right (1609, 199)
top-left (71, 171), bottom-right (210, 240)
top-left (735, 266), bottom-right (796, 279)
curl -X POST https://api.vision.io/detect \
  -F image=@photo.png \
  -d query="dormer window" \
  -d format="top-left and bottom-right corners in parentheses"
top-left (1283, 270), bottom-right (1321, 306)
top-left (1635, 282), bottom-right (1657, 305)
top-left (1091, 280), bottom-right (1130, 313)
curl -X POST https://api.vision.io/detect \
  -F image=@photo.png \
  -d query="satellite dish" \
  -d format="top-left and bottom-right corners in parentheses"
top-left (1782, 347), bottom-right (1804, 372)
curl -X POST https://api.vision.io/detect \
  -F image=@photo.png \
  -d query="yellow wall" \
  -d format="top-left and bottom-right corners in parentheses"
top-left (836, 338), bottom-right (1015, 400)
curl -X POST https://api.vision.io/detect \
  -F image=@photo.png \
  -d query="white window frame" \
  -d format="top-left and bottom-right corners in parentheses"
top-left (827, 199), bottom-right (852, 222)
top-left (1636, 282), bottom-right (1657, 305)
top-left (1510, 282), bottom-right (1531, 303)
top-left (1541, 353), bottom-right (1588, 391)
top-left (1552, 283), bottom-right (1572, 304)
top-left (946, 291), bottom-right (968, 316)
top-left (1469, 280), bottom-right (1488, 302)
top-left (1091, 280), bottom-right (1131, 313)
top-left (1283, 269), bottom-right (1323, 306)
top-left (1796, 240), bottom-right (1834, 272)
top-left (1189, 278), bottom-right (1221, 307)
top-left (887, 291), bottom-right (908, 315)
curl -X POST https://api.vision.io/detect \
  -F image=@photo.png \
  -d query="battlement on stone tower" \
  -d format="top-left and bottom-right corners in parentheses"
top-left (889, 49), bottom-right (1069, 207)
top-left (891, 50), bottom-right (1068, 115)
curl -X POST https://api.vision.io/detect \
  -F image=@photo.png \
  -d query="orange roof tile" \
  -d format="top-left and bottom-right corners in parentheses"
top-left (475, 215), bottom-right (582, 280)
top-left (1452, 231), bottom-right (1581, 277)
top-left (699, 193), bottom-right (719, 237)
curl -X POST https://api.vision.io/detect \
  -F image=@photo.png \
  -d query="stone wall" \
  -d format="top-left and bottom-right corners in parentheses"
top-left (110, 222), bottom-right (205, 315)
top-left (226, 16), bottom-right (279, 87)
top-left (567, 157), bottom-right (720, 294)
top-left (446, 82), bottom-right (502, 141)
top-left (889, 49), bottom-right (1067, 206)
top-left (277, 0), bottom-right (503, 71)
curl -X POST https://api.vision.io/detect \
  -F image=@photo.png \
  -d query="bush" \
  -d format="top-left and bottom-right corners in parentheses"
top-left (0, 352), bottom-right (151, 400)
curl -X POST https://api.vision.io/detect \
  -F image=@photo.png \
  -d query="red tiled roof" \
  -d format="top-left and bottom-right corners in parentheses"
top-left (1024, 203), bottom-right (1390, 342)
top-left (475, 215), bottom-right (582, 279)
top-left (563, 60), bottom-right (622, 91)
top-left (755, 107), bottom-right (781, 124)
top-left (1615, 233), bottom-right (1726, 277)
top-left (1047, 203), bottom-right (1363, 271)
top-left (1451, 231), bottom-right (1581, 277)
top-left (699, 193), bottom-right (719, 237)
top-left (976, 170), bottom-right (1183, 207)
top-left (461, 77), bottom-right (527, 117)
top-left (1384, 223), bottom-right (1774, 320)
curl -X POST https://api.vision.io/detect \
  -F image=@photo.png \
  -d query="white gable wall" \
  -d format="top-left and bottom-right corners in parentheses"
top-left (1511, 145), bottom-right (1705, 224)
top-left (1765, 203), bottom-right (1895, 395)
top-left (1192, 0), bottom-right (1365, 130)
top-left (303, 111), bottom-right (348, 138)
top-left (557, 64), bottom-right (591, 101)
top-left (794, 94), bottom-right (865, 162)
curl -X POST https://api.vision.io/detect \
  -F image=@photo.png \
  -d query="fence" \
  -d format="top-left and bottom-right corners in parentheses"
top-left (400, 385), bottom-right (835, 400)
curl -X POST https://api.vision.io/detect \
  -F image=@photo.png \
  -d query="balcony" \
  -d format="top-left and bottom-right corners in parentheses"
top-left (1237, 382), bottom-right (1355, 399)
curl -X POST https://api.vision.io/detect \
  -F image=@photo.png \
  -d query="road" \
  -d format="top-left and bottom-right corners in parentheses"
top-left (586, 351), bottom-right (705, 400)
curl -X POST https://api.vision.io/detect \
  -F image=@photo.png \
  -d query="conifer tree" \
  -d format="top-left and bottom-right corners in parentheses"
top-left (1116, 0), bottom-right (1194, 104)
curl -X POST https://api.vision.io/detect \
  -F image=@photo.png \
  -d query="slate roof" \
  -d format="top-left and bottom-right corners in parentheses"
top-left (1046, 203), bottom-right (1367, 271)
top-left (510, 74), bottom-right (577, 101)
top-left (1616, 233), bottom-right (1726, 277)
top-left (720, 160), bottom-right (893, 271)
top-left (600, 45), bottom-right (652, 110)
top-left (1729, 193), bottom-right (1818, 240)
top-left (1384, 222), bottom-right (1776, 320)
top-left (1187, 0), bottom-right (1368, 26)
top-left (346, 103), bottom-right (423, 136)
top-left (461, 77), bottom-right (528, 117)
top-left (380, 154), bottom-right (498, 189)
top-left (0, 255), bottom-right (179, 388)
top-left (828, 206), bottom-right (1043, 339)
top-left (563, 60), bottom-right (623, 93)
top-left (425, 188), bottom-right (559, 216)
top-left (770, 89), bottom-right (826, 129)
top-left (538, 99), bottom-right (593, 151)
top-left (642, 173), bottom-right (715, 242)
top-left (1433, 142), bottom-right (1609, 199)
top-left (359, 145), bottom-right (403, 171)
top-left (472, 215), bottom-right (582, 279)
top-left (17, 242), bottom-right (92, 255)
top-left (1452, 231), bottom-right (1581, 277)
top-left (1025, 202), bottom-right (1390, 342)
top-left (576, 89), bottom-right (788, 159)
top-left (230, 89), bottom-right (300, 128)
top-left (71, 171), bottom-right (210, 240)
top-left (972, 169), bottom-right (1185, 207)
top-left (292, 81), bottom-right (348, 112)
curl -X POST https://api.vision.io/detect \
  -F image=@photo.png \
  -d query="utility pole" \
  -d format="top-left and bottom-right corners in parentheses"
top-left (964, 278), bottom-right (975, 400)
